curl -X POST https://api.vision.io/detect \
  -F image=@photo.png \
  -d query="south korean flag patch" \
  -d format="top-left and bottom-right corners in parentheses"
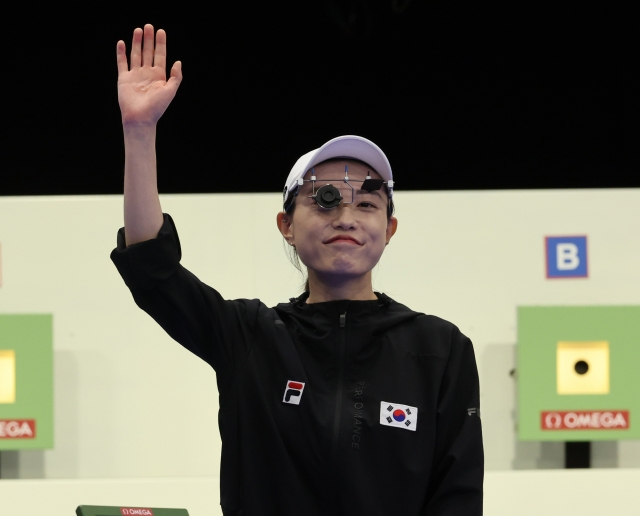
top-left (380, 401), bottom-right (418, 431)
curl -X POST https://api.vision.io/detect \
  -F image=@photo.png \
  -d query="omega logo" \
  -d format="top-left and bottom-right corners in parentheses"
top-left (541, 410), bottom-right (629, 430)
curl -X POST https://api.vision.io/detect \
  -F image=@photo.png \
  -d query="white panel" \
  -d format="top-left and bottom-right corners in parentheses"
top-left (0, 477), bottom-right (220, 516)
top-left (484, 469), bottom-right (640, 515)
top-left (1, 189), bottom-right (639, 480)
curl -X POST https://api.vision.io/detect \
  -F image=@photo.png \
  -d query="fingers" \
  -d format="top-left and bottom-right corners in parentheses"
top-left (116, 40), bottom-right (128, 75)
top-left (154, 29), bottom-right (167, 72)
top-left (130, 27), bottom-right (143, 69)
top-left (121, 25), bottom-right (175, 77)
top-left (142, 24), bottom-right (155, 67)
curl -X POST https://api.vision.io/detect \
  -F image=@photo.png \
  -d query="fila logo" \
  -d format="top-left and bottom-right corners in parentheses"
top-left (282, 380), bottom-right (305, 405)
top-left (379, 401), bottom-right (418, 431)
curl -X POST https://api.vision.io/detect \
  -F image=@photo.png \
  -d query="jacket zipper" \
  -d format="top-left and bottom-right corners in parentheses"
top-left (331, 312), bottom-right (347, 461)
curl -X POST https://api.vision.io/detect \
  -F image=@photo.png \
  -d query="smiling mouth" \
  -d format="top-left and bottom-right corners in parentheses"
top-left (325, 236), bottom-right (362, 245)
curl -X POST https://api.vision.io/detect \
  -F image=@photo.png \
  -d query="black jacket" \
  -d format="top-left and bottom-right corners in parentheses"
top-left (111, 214), bottom-right (483, 516)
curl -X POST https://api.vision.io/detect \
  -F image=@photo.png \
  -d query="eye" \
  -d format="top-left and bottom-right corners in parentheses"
top-left (358, 201), bottom-right (377, 209)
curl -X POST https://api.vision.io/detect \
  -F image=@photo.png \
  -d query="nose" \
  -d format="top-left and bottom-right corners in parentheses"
top-left (331, 203), bottom-right (358, 230)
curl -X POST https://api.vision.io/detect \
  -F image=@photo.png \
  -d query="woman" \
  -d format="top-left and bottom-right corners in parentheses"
top-left (111, 24), bottom-right (483, 516)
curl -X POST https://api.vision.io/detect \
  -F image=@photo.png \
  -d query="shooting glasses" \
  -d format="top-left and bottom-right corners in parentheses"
top-left (284, 164), bottom-right (395, 214)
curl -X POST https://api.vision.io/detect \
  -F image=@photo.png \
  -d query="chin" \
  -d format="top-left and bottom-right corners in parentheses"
top-left (325, 258), bottom-right (372, 278)
top-left (301, 252), bottom-right (377, 279)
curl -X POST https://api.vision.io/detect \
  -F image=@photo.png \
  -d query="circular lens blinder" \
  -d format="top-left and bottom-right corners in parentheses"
top-left (315, 184), bottom-right (343, 209)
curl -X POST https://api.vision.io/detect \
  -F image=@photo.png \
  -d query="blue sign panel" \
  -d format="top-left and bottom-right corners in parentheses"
top-left (545, 236), bottom-right (588, 278)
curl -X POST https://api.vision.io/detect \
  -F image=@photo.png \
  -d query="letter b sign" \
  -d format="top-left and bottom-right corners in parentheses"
top-left (546, 236), bottom-right (588, 278)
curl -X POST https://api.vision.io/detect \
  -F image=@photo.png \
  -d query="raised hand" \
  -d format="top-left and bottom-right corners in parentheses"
top-left (117, 24), bottom-right (182, 126)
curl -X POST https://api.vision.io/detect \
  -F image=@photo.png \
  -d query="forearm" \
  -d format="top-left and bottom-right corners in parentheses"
top-left (123, 124), bottom-right (164, 246)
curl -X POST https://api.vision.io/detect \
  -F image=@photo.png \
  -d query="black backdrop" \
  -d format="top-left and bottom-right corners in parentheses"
top-left (2, 2), bottom-right (637, 196)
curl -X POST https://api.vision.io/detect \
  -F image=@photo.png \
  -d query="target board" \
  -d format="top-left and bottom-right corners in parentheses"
top-left (517, 306), bottom-right (640, 441)
top-left (0, 314), bottom-right (53, 450)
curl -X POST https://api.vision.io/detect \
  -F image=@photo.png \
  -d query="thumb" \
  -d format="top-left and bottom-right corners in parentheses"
top-left (167, 61), bottom-right (183, 91)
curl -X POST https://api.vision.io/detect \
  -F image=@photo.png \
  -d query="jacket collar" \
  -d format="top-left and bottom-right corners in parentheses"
top-left (288, 291), bottom-right (394, 309)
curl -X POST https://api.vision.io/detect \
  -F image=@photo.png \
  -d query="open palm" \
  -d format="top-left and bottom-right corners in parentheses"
top-left (117, 25), bottom-right (182, 126)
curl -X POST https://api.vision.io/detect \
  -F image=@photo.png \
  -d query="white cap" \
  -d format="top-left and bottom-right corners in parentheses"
top-left (283, 135), bottom-right (394, 209)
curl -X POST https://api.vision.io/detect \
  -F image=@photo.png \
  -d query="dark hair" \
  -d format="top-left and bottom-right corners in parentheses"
top-left (283, 200), bottom-right (310, 293)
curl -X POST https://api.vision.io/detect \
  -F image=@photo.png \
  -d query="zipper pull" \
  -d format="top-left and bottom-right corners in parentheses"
top-left (340, 313), bottom-right (346, 328)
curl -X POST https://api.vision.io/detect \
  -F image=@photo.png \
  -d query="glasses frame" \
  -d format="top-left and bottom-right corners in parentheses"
top-left (300, 165), bottom-right (393, 207)
top-left (283, 165), bottom-right (395, 216)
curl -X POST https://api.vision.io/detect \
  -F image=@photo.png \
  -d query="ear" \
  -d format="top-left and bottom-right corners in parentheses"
top-left (385, 216), bottom-right (398, 245)
top-left (277, 211), bottom-right (294, 245)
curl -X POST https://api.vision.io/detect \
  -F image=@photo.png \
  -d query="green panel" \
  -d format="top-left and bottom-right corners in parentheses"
top-left (517, 306), bottom-right (640, 441)
top-left (0, 314), bottom-right (53, 450)
top-left (76, 506), bottom-right (189, 516)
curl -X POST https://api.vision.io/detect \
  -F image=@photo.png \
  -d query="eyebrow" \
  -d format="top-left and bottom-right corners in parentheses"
top-left (355, 189), bottom-right (383, 199)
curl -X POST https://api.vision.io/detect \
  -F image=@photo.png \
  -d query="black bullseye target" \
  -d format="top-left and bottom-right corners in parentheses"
top-left (574, 360), bottom-right (589, 375)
